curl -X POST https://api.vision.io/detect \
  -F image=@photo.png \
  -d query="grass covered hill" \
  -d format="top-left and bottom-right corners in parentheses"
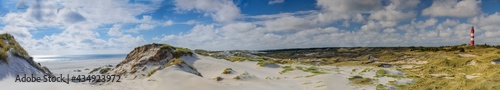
top-left (195, 44), bottom-right (500, 90)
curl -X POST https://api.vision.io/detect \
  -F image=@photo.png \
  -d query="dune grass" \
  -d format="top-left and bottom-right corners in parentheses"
top-left (147, 69), bottom-right (158, 77)
top-left (279, 66), bottom-right (294, 74)
top-left (166, 58), bottom-right (185, 67)
top-left (396, 47), bottom-right (500, 90)
top-left (348, 75), bottom-right (373, 85)
top-left (158, 44), bottom-right (193, 58)
top-left (0, 33), bottom-right (30, 62)
top-left (222, 68), bottom-right (233, 74)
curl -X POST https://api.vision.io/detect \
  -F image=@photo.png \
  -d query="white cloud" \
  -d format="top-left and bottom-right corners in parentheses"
top-left (108, 24), bottom-right (124, 37)
top-left (263, 16), bottom-right (317, 32)
top-left (174, 0), bottom-right (241, 22)
top-left (156, 0), bottom-right (500, 51)
top-left (471, 12), bottom-right (500, 27)
top-left (422, 0), bottom-right (481, 17)
top-left (138, 24), bottom-right (155, 30)
top-left (185, 20), bottom-right (199, 25)
top-left (163, 20), bottom-right (174, 26)
top-left (316, 0), bottom-right (383, 23)
top-left (268, 0), bottom-right (284, 5)
top-left (414, 18), bottom-right (438, 29)
top-left (0, 0), bottom-right (163, 55)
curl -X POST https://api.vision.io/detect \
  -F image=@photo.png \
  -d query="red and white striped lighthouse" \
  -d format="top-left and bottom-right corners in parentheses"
top-left (470, 27), bottom-right (474, 46)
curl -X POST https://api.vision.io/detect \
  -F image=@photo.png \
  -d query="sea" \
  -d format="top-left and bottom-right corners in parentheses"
top-left (33, 54), bottom-right (128, 74)
top-left (32, 54), bottom-right (127, 62)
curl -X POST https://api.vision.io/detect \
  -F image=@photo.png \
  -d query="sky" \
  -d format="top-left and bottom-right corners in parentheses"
top-left (0, 0), bottom-right (500, 55)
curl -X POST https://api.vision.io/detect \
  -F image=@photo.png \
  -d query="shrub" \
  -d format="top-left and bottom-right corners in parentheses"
top-left (233, 76), bottom-right (241, 80)
top-left (257, 60), bottom-right (272, 66)
top-left (233, 72), bottom-right (254, 80)
top-left (215, 76), bottom-right (223, 81)
top-left (348, 75), bottom-right (372, 85)
top-left (99, 68), bottom-right (112, 74)
top-left (377, 84), bottom-right (388, 90)
top-left (376, 69), bottom-right (387, 76)
top-left (222, 68), bottom-right (233, 74)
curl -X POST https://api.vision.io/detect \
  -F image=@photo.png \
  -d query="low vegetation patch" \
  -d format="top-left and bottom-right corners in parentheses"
top-left (166, 58), bottom-right (185, 67)
top-left (225, 56), bottom-right (251, 62)
top-left (233, 72), bottom-right (256, 80)
top-left (147, 69), bottom-right (158, 77)
top-left (257, 60), bottom-right (276, 67)
top-left (376, 84), bottom-right (389, 90)
top-left (89, 67), bottom-right (102, 74)
top-left (99, 68), bottom-right (112, 74)
top-left (303, 66), bottom-right (327, 74)
top-left (375, 69), bottom-right (405, 79)
top-left (158, 44), bottom-right (193, 58)
top-left (279, 66), bottom-right (294, 74)
top-left (359, 68), bottom-right (373, 74)
top-left (222, 68), bottom-right (233, 74)
top-left (348, 75), bottom-right (373, 85)
top-left (172, 47), bottom-right (193, 58)
top-left (376, 69), bottom-right (387, 76)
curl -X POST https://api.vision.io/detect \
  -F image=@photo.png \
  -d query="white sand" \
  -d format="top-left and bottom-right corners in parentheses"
top-left (0, 55), bottom-right (412, 90)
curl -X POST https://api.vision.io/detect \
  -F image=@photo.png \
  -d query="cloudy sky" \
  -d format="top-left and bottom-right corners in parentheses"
top-left (0, 0), bottom-right (499, 55)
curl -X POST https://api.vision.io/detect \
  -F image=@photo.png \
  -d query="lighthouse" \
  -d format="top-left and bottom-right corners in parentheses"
top-left (470, 27), bottom-right (474, 46)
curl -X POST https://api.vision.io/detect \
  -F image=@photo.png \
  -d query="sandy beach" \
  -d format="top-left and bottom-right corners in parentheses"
top-left (0, 54), bottom-right (411, 90)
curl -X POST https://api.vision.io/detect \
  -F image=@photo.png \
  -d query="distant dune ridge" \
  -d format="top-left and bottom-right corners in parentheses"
top-left (0, 33), bottom-right (53, 80)
top-left (112, 43), bottom-right (202, 79)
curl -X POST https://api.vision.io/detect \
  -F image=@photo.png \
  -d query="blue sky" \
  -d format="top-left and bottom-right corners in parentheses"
top-left (0, 0), bottom-right (500, 55)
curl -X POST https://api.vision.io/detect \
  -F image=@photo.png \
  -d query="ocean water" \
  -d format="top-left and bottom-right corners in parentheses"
top-left (32, 54), bottom-right (127, 62)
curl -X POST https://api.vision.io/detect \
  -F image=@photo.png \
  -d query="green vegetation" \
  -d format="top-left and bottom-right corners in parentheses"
top-left (233, 76), bottom-right (241, 80)
top-left (348, 75), bottom-right (373, 85)
top-left (295, 66), bottom-right (304, 70)
top-left (158, 44), bottom-right (193, 58)
top-left (195, 44), bottom-right (500, 89)
top-left (166, 58), bottom-right (185, 67)
top-left (376, 84), bottom-right (389, 90)
top-left (0, 33), bottom-right (30, 62)
top-left (225, 56), bottom-right (252, 62)
top-left (359, 68), bottom-right (373, 74)
top-left (222, 68), bottom-right (233, 74)
top-left (303, 66), bottom-right (327, 74)
top-left (194, 49), bottom-right (211, 56)
top-left (99, 68), bottom-right (111, 74)
top-left (279, 66), bottom-right (294, 74)
top-left (257, 60), bottom-right (275, 67)
top-left (89, 67), bottom-right (112, 74)
top-left (376, 69), bottom-right (387, 76)
top-left (233, 72), bottom-right (254, 80)
top-left (89, 67), bottom-right (101, 74)
top-left (147, 69), bottom-right (158, 77)
top-left (172, 47), bottom-right (193, 58)
top-left (315, 84), bottom-right (326, 88)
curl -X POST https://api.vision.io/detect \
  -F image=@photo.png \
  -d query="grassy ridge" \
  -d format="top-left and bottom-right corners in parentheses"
top-left (0, 33), bottom-right (30, 62)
